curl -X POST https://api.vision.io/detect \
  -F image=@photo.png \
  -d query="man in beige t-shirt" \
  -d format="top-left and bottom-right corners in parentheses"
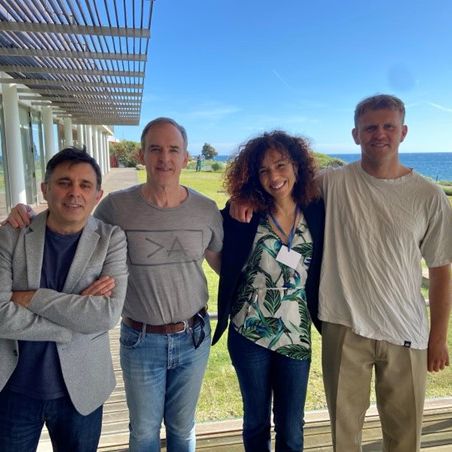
top-left (319, 94), bottom-right (452, 452)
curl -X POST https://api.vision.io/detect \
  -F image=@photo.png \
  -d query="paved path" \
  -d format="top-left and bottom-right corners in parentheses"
top-left (99, 167), bottom-right (139, 197)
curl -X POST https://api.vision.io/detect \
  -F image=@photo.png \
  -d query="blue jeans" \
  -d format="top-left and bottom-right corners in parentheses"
top-left (120, 313), bottom-right (211, 452)
top-left (0, 389), bottom-right (102, 452)
top-left (228, 326), bottom-right (310, 452)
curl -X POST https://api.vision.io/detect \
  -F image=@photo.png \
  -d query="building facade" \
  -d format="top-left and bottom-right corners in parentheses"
top-left (0, 0), bottom-right (154, 218)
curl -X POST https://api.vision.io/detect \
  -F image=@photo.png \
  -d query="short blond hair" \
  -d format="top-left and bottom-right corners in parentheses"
top-left (354, 94), bottom-right (405, 126)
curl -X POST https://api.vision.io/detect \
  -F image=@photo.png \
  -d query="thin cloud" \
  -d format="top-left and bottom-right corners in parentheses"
top-left (272, 70), bottom-right (295, 91)
top-left (427, 102), bottom-right (452, 113)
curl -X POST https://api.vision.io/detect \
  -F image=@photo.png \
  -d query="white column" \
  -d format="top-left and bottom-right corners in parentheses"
top-left (97, 129), bottom-right (105, 174)
top-left (42, 106), bottom-right (55, 162)
top-left (94, 127), bottom-right (100, 171)
top-left (96, 131), bottom-right (105, 175)
top-left (104, 134), bottom-right (110, 172)
top-left (85, 125), bottom-right (93, 156)
top-left (56, 122), bottom-right (64, 153)
top-left (101, 130), bottom-right (106, 174)
top-left (76, 124), bottom-right (84, 148)
top-left (63, 117), bottom-right (73, 146)
top-left (93, 127), bottom-right (100, 165)
top-left (82, 125), bottom-right (88, 152)
top-left (2, 84), bottom-right (26, 204)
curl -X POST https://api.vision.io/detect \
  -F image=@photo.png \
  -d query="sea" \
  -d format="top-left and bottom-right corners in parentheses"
top-left (217, 152), bottom-right (452, 182)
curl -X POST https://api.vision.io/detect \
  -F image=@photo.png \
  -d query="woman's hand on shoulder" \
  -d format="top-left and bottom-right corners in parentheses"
top-left (229, 198), bottom-right (254, 223)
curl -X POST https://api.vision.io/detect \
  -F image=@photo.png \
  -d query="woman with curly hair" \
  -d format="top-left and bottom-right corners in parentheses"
top-left (212, 130), bottom-right (325, 451)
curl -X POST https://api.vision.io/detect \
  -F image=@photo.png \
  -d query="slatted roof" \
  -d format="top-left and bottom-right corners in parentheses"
top-left (0, 0), bottom-right (154, 125)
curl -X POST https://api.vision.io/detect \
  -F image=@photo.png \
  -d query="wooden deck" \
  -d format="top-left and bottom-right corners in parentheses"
top-left (37, 324), bottom-right (452, 451)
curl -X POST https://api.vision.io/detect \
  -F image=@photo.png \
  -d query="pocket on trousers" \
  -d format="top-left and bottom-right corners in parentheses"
top-left (194, 313), bottom-right (211, 336)
top-left (119, 322), bottom-right (143, 349)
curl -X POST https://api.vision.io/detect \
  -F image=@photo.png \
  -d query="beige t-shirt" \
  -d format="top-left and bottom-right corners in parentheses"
top-left (318, 161), bottom-right (452, 349)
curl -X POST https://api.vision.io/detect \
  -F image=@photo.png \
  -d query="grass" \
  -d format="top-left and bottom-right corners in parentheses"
top-left (198, 317), bottom-right (452, 423)
top-left (180, 169), bottom-right (228, 209)
top-left (137, 168), bottom-right (228, 210)
top-left (137, 168), bottom-right (452, 423)
top-left (197, 321), bottom-right (326, 422)
top-left (442, 186), bottom-right (452, 196)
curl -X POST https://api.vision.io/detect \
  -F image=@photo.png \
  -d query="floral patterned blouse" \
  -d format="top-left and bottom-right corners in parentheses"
top-left (231, 212), bottom-right (313, 360)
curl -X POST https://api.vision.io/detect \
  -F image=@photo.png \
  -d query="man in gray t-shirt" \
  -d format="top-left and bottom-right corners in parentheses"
top-left (95, 117), bottom-right (223, 452)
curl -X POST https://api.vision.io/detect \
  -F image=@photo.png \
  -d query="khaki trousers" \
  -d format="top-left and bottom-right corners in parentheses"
top-left (322, 322), bottom-right (427, 452)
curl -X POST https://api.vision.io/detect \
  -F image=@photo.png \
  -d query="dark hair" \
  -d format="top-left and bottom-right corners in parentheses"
top-left (224, 130), bottom-right (319, 211)
top-left (140, 117), bottom-right (188, 151)
top-left (354, 94), bottom-right (405, 126)
top-left (45, 147), bottom-right (102, 190)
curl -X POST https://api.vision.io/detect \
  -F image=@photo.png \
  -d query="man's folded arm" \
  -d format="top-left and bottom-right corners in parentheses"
top-left (25, 228), bottom-right (128, 334)
top-left (0, 227), bottom-right (72, 342)
top-left (0, 298), bottom-right (72, 343)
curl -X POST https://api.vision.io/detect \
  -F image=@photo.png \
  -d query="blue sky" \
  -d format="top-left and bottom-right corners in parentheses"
top-left (115, 0), bottom-right (452, 155)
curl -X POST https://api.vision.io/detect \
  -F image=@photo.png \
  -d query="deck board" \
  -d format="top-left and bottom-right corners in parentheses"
top-left (37, 324), bottom-right (452, 451)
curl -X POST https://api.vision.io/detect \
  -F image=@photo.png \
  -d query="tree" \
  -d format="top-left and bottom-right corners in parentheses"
top-left (109, 140), bottom-right (141, 167)
top-left (201, 143), bottom-right (218, 160)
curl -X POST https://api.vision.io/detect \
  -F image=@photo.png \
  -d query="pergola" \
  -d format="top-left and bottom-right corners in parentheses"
top-left (0, 0), bottom-right (154, 126)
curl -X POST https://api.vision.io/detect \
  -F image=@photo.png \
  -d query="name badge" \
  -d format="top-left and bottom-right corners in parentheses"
top-left (276, 245), bottom-right (301, 269)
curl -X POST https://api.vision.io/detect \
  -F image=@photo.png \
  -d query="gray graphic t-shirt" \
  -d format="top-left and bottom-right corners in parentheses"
top-left (95, 185), bottom-right (223, 324)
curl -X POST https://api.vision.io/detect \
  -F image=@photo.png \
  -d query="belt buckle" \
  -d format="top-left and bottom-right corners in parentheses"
top-left (180, 319), bottom-right (189, 333)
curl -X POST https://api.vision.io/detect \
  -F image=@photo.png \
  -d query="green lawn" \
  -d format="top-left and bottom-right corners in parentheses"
top-left (138, 168), bottom-right (452, 423)
top-left (198, 317), bottom-right (452, 423)
top-left (198, 323), bottom-right (327, 422)
top-left (137, 168), bottom-right (228, 210)
top-left (180, 169), bottom-right (228, 209)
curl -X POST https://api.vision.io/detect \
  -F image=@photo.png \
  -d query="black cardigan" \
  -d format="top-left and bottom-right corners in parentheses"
top-left (212, 198), bottom-right (325, 345)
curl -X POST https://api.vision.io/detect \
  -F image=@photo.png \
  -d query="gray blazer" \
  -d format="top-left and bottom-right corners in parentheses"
top-left (0, 211), bottom-right (128, 415)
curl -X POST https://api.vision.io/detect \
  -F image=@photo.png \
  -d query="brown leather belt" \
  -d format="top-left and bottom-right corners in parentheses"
top-left (123, 307), bottom-right (207, 334)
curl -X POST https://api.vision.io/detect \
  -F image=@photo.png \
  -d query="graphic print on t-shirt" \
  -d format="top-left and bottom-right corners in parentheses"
top-left (125, 229), bottom-right (203, 266)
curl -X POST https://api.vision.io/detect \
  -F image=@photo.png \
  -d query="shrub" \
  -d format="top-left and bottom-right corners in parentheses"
top-left (211, 162), bottom-right (223, 172)
top-left (314, 152), bottom-right (345, 168)
top-left (110, 140), bottom-right (141, 167)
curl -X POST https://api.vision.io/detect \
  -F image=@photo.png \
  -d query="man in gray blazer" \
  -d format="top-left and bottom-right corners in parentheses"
top-left (0, 147), bottom-right (128, 452)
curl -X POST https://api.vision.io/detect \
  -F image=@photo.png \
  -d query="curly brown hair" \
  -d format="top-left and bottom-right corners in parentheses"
top-left (224, 130), bottom-right (319, 212)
